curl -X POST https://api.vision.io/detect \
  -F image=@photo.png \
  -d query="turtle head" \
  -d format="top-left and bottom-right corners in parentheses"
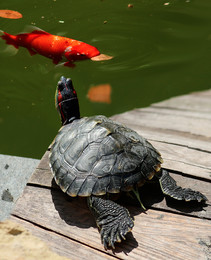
top-left (55, 76), bottom-right (80, 125)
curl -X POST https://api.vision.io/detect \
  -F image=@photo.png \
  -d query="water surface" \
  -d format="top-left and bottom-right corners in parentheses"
top-left (0, 0), bottom-right (211, 158)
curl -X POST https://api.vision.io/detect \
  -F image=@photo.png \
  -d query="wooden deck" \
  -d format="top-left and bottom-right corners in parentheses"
top-left (12, 90), bottom-right (211, 260)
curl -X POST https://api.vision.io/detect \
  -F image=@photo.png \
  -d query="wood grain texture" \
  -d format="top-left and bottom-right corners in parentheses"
top-left (11, 216), bottom-right (116, 260)
top-left (29, 151), bottom-right (211, 219)
top-left (111, 104), bottom-right (211, 180)
top-left (13, 185), bottom-right (211, 260)
top-left (111, 107), bottom-right (211, 151)
top-left (152, 89), bottom-right (211, 112)
top-left (12, 89), bottom-right (211, 260)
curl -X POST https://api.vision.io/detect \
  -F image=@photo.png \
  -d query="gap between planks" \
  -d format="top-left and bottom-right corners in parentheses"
top-left (13, 185), bottom-right (211, 260)
top-left (11, 215), bottom-right (118, 260)
top-left (13, 89), bottom-right (211, 259)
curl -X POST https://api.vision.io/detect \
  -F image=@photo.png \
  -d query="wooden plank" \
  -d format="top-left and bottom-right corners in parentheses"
top-left (111, 107), bottom-right (211, 142)
top-left (29, 165), bottom-right (211, 220)
top-left (36, 151), bottom-right (51, 169)
top-left (30, 167), bottom-right (53, 188)
top-left (193, 89), bottom-right (211, 97)
top-left (114, 123), bottom-right (211, 154)
top-left (30, 150), bottom-right (211, 219)
top-left (152, 90), bottom-right (211, 113)
top-left (150, 140), bottom-right (211, 180)
top-left (13, 185), bottom-right (211, 260)
top-left (11, 216), bottom-right (116, 260)
top-left (33, 139), bottom-right (211, 187)
top-left (16, 88), bottom-right (211, 260)
top-left (110, 108), bottom-right (211, 180)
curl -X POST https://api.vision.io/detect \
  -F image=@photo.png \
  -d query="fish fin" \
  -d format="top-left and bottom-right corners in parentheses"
top-left (0, 32), bottom-right (19, 49)
top-left (91, 53), bottom-right (113, 61)
top-left (55, 61), bottom-right (75, 68)
top-left (63, 61), bottom-right (76, 68)
top-left (27, 48), bottom-right (37, 56)
top-left (31, 30), bottom-right (50, 35)
top-left (22, 25), bottom-right (50, 35)
top-left (0, 30), bottom-right (18, 55)
top-left (23, 25), bottom-right (47, 33)
top-left (3, 45), bottom-right (19, 56)
top-left (52, 58), bottom-right (61, 65)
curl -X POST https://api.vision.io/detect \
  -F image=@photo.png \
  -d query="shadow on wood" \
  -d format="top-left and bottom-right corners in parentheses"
top-left (50, 179), bottom-right (96, 229)
top-left (50, 178), bottom-right (140, 253)
top-left (110, 232), bottom-right (139, 255)
top-left (120, 178), bottom-right (208, 217)
top-left (165, 197), bottom-right (208, 214)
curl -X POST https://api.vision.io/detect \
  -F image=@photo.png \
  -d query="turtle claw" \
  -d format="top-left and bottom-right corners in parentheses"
top-left (88, 196), bottom-right (134, 249)
top-left (159, 170), bottom-right (208, 202)
top-left (100, 219), bottom-right (133, 249)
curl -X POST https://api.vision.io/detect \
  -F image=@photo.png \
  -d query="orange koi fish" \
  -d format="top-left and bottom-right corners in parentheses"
top-left (0, 29), bottom-right (112, 65)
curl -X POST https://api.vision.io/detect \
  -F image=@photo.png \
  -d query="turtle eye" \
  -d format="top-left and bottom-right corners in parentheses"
top-left (66, 78), bottom-right (73, 88)
top-left (58, 81), bottom-right (65, 91)
top-left (66, 78), bottom-right (72, 83)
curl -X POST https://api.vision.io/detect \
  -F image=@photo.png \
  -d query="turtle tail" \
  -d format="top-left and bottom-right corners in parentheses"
top-left (159, 169), bottom-right (207, 202)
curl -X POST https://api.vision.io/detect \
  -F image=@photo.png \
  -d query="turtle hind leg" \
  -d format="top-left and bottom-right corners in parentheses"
top-left (159, 170), bottom-right (207, 202)
top-left (87, 195), bottom-right (134, 249)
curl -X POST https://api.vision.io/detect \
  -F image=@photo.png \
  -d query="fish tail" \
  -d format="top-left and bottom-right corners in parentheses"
top-left (0, 32), bottom-right (19, 49)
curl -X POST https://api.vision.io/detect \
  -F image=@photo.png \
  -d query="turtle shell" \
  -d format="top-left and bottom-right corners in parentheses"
top-left (49, 115), bottom-right (163, 197)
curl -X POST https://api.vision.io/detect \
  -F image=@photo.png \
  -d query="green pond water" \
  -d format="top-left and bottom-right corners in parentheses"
top-left (0, 0), bottom-right (211, 159)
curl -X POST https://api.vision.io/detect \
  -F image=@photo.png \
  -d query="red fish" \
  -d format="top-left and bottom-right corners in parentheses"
top-left (0, 29), bottom-right (112, 65)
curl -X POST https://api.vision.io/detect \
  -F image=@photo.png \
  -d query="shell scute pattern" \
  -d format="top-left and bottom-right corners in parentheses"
top-left (75, 144), bottom-right (99, 172)
top-left (56, 117), bottom-right (95, 155)
top-left (107, 174), bottom-right (122, 193)
top-left (116, 126), bottom-right (141, 143)
top-left (92, 154), bottom-right (116, 176)
top-left (91, 175), bottom-right (111, 195)
top-left (64, 134), bottom-right (90, 168)
top-left (66, 177), bottom-right (86, 197)
top-left (78, 117), bottom-right (100, 133)
top-left (50, 115), bottom-right (162, 197)
top-left (87, 124), bottom-right (111, 143)
top-left (77, 175), bottom-right (97, 196)
top-left (58, 170), bottom-right (76, 193)
top-left (56, 125), bottom-right (78, 155)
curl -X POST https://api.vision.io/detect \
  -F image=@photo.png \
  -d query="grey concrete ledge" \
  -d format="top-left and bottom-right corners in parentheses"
top-left (0, 154), bottom-right (40, 221)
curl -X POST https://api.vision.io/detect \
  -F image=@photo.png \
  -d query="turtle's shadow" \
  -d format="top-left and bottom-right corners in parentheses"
top-left (51, 178), bottom-right (139, 253)
top-left (51, 178), bottom-right (206, 254)
top-left (51, 177), bottom-right (206, 227)
top-left (51, 178), bottom-right (95, 229)
top-left (165, 197), bottom-right (208, 213)
top-left (129, 181), bottom-right (207, 214)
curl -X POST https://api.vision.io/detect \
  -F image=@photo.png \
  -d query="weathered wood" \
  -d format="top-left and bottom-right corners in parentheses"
top-left (152, 89), bottom-right (211, 112)
top-left (29, 151), bottom-right (211, 219)
top-left (111, 107), bottom-right (211, 151)
top-left (111, 108), bottom-right (211, 180)
top-left (13, 185), bottom-right (211, 260)
top-left (115, 123), bottom-right (211, 154)
top-left (12, 89), bottom-right (211, 259)
top-left (150, 140), bottom-right (211, 180)
top-left (36, 151), bottom-right (51, 169)
top-left (11, 216), bottom-right (116, 260)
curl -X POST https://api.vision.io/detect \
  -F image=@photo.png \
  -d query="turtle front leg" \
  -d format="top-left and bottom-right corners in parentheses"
top-left (159, 170), bottom-right (207, 202)
top-left (87, 195), bottom-right (134, 249)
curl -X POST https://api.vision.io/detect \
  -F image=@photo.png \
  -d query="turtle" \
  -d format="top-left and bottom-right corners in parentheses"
top-left (49, 76), bottom-right (207, 249)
